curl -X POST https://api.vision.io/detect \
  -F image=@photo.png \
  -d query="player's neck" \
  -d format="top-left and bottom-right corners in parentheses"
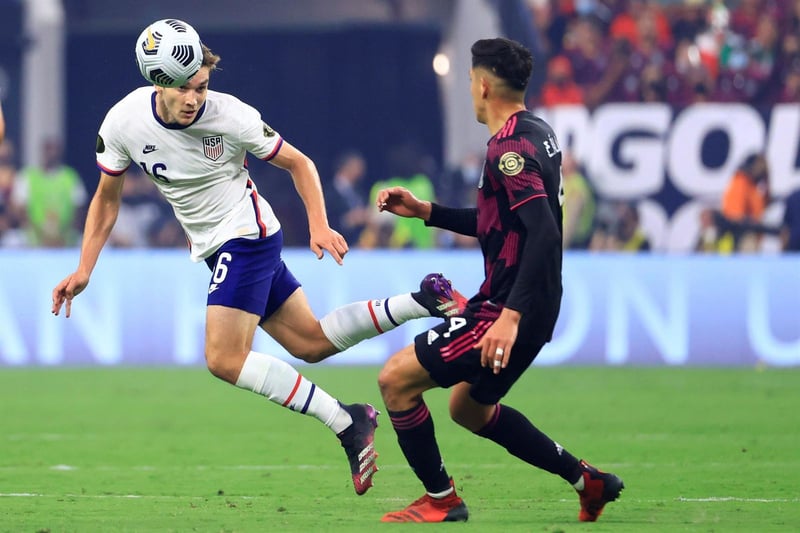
top-left (153, 93), bottom-right (175, 124)
top-left (486, 102), bottom-right (526, 136)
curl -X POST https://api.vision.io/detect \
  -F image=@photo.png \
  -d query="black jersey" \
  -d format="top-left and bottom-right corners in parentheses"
top-left (470, 110), bottom-right (564, 336)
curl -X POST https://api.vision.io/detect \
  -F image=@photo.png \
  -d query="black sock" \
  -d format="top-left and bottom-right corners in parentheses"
top-left (388, 401), bottom-right (451, 493)
top-left (477, 404), bottom-right (582, 483)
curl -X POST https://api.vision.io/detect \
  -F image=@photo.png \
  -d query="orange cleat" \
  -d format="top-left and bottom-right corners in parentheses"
top-left (381, 479), bottom-right (468, 523)
top-left (576, 460), bottom-right (624, 522)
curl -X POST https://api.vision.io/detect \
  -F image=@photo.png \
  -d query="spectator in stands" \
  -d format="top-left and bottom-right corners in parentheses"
top-left (670, 0), bottom-right (708, 44)
top-left (780, 186), bottom-right (800, 252)
top-left (722, 153), bottom-right (769, 223)
top-left (148, 212), bottom-right (188, 248)
top-left (326, 150), bottom-right (370, 245)
top-left (12, 137), bottom-right (87, 247)
top-left (0, 139), bottom-right (25, 247)
top-left (527, 0), bottom-right (570, 58)
top-left (538, 55), bottom-right (584, 107)
top-left (729, 0), bottom-right (762, 39)
top-left (561, 151), bottom-right (595, 249)
top-left (719, 153), bottom-right (771, 251)
top-left (108, 165), bottom-right (168, 248)
top-left (671, 37), bottom-right (715, 105)
top-left (609, 0), bottom-right (672, 51)
top-left (776, 33), bottom-right (800, 102)
top-left (778, 68), bottom-right (800, 103)
top-left (563, 17), bottom-right (630, 108)
top-left (438, 150), bottom-right (483, 208)
top-left (563, 17), bottom-right (610, 91)
top-left (590, 200), bottom-right (651, 252)
top-left (363, 142), bottom-right (437, 249)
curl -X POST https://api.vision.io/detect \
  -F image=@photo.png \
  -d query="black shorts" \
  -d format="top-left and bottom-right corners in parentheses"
top-left (414, 316), bottom-right (547, 405)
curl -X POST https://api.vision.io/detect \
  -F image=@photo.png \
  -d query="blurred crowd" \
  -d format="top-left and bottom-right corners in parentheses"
top-left (1, 128), bottom-right (798, 255)
top-left (528, 0), bottom-right (800, 107)
top-left (1, 0), bottom-right (799, 253)
top-left (0, 135), bottom-right (186, 250)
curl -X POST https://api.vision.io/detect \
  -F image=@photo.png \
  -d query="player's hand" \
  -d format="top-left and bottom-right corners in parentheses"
top-left (309, 226), bottom-right (349, 265)
top-left (474, 309), bottom-right (521, 374)
top-left (51, 272), bottom-right (90, 318)
top-left (376, 186), bottom-right (431, 220)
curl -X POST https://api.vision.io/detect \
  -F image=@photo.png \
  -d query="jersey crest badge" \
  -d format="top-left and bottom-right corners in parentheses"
top-left (499, 152), bottom-right (524, 176)
top-left (203, 135), bottom-right (224, 161)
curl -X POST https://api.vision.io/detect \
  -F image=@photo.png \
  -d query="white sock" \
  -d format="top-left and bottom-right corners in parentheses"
top-left (319, 294), bottom-right (428, 351)
top-left (428, 486), bottom-right (454, 499)
top-left (235, 350), bottom-right (353, 433)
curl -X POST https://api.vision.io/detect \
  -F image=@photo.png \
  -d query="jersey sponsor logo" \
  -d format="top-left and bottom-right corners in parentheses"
top-left (143, 144), bottom-right (158, 154)
top-left (499, 151), bottom-right (524, 176)
top-left (96, 135), bottom-right (105, 154)
top-left (203, 135), bottom-right (224, 161)
top-left (262, 122), bottom-right (276, 137)
top-left (208, 283), bottom-right (220, 294)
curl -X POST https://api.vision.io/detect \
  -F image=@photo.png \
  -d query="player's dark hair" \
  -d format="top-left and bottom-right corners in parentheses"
top-left (471, 38), bottom-right (533, 92)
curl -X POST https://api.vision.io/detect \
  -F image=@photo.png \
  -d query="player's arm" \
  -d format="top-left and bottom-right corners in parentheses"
top-left (269, 140), bottom-right (348, 264)
top-left (475, 197), bottom-right (560, 373)
top-left (506, 197), bottom-right (561, 313)
top-left (376, 186), bottom-right (478, 236)
top-left (52, 171), bottom-right (124, 317)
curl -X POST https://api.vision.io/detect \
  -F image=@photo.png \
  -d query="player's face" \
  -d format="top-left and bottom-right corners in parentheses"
top-left (155, 67), bottom-right (210, 126)
top-left (469, 68), bottom-right (487, 125)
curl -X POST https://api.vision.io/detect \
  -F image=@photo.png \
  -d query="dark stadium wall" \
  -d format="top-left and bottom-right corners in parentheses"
top-left (65, 25), bottom-right (444, 245)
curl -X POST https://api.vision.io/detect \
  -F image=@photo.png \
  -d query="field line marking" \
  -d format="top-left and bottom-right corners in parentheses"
top-left (2, 493), bottom-right (797, 504)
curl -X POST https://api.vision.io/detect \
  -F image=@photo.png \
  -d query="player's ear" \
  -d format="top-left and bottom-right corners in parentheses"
top-left (481, 77), bottom-right (490, 99)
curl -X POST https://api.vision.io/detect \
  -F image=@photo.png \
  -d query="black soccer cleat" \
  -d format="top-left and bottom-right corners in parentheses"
top-left (412, 273), bottom-right (468, 319)
top-left (337, 403), bottom-right (379, 495)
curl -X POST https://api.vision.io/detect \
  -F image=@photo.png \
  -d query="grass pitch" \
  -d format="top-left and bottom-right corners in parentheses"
top-left (1, 366), bottom-right (797, 532)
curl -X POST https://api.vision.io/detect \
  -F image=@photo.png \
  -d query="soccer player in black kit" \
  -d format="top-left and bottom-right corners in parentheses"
top-left (374, 38), bottom-right (624, 523)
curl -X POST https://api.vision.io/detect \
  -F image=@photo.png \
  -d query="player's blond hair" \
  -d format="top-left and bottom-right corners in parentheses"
top-left (202, 44), bottom-right (221, 71)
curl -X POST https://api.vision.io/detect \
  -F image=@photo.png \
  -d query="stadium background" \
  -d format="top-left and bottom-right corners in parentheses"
top-left (0, 0), bottom-right (798, 367)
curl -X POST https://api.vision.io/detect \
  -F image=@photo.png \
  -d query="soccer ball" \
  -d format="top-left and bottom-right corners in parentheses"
top-left (134, 19), bottom-right (203, 88)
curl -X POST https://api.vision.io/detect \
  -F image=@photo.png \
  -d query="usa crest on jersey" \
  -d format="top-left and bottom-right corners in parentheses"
top-left (203, 135), bottom-right (224, 161)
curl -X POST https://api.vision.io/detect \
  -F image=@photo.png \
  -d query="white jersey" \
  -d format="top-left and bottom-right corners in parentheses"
top-left (96, 87), bottom-right (283, 261)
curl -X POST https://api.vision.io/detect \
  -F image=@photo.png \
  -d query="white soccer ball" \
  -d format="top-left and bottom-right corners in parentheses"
top-left (134, 19), bottom-right (203, 88)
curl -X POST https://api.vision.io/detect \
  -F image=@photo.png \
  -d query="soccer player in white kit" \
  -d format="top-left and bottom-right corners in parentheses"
top-left (51, 39), bottom-right (466, 495)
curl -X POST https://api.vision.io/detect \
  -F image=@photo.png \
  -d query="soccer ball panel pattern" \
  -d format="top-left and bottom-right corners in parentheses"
top-left (134, 19), bottom-right (202, 88)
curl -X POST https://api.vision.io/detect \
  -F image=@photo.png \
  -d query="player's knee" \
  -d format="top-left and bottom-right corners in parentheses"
top-left (204, 346), bottom-right (244, 384)
top-left (284, 342), bottom-right (335, 364)
top-left (449, 394), bottom-right (493, 432)
top-left (377, 361), bottom-right (405, 404)
top-left (449, 400), bottom-right (481, 430)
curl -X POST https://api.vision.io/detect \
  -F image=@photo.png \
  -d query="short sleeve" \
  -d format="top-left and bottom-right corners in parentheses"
top-left (491, 137), bottom-right (547, 210)
top-left (96, 109), bottom-right (131, 176)
top-left (239, 104), bottom-right (283, 162)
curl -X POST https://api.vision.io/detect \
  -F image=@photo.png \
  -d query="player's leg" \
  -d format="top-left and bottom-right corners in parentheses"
top-left (203, 304), bottom-right (353, 433)
top-left (453, 345), bottom-right (624, 522)
top-left (204, 235), bottom-right (378, 494)
top-left (262, 270), bottom-right (467, 363)
top-left (204, 304), bottom-right (379, 494)
top-left (377, 317), bottom-right (492, 523)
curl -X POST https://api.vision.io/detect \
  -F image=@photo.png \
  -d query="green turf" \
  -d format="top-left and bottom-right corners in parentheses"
top-left (0, 366), bottom-right (797, 532)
